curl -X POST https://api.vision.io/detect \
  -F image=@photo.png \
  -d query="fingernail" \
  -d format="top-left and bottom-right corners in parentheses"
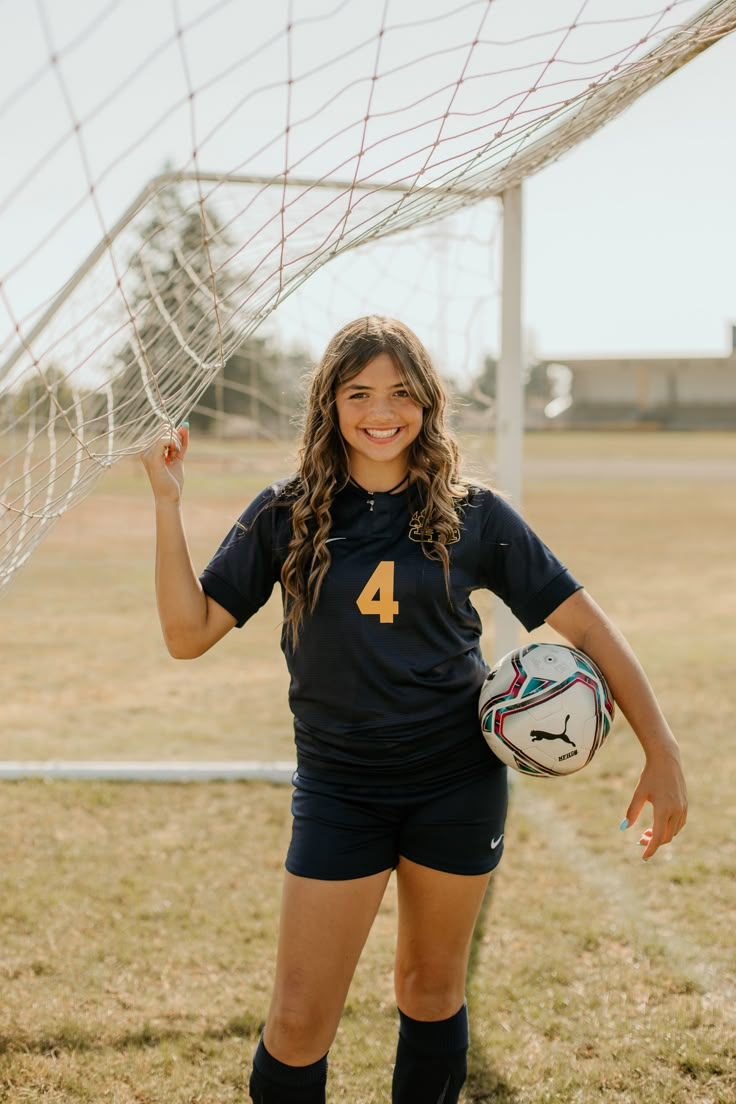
top-left (182, 421), bottom-right (190, 428)
top-left (620, 818), bottom-right (629, 831)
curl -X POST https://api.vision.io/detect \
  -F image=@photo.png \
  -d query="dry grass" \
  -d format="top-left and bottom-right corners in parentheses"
top-left (1, 432), bottom-right (735, 1102)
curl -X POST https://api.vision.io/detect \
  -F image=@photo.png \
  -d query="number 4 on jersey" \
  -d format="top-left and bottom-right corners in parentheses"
top-left (356, 560), bottom-right (399, 623)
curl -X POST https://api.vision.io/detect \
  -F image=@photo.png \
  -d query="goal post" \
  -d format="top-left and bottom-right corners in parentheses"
top-left (2, 2), bottom-right (736, 777)
top-left (495, 184), bottom-right (524, 661)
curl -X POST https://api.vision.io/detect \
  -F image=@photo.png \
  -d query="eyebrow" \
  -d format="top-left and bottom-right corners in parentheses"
top-left (343, 381), bottom-right (406, 391)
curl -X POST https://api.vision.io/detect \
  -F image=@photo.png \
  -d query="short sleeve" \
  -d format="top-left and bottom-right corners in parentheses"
top-left (478, 491), bottom-right (582, 631)
top-left (199, 485), bottom-right (283, 627)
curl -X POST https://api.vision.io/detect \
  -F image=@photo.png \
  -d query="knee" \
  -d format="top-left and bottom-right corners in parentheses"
top-left (394, 960), bottom-right (466, 1021)
top-left (265, 996), bottom-right (335, 1066)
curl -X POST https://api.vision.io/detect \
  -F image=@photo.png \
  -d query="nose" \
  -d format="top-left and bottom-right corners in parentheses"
top-left (366, 394), bottom-right (396, 422)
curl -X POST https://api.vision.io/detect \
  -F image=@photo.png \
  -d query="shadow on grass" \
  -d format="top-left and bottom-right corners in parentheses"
top-left (0, 1013), bottom-right (263, 1057)
top-left (465, 1050), bottom-right (519, 1104)
top-left (465, 870), bottom-right (520, 1104)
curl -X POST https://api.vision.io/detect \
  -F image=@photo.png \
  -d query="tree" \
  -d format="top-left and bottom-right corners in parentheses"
top-left (188, 334), bottom-right (309, 437)
top-left (460, 355), bottom-right (552, 411)
top-left (463, 354), bottom-right (497, 410)
top-left (110, 180), bottom-right (242, 438)
top-left (9, 364), bottom-right (76, 424)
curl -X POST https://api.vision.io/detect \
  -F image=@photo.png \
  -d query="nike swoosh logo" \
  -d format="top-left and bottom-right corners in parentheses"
top-left (325, 537), bottom-right (346, 543)
top-left (491, 834), bottom-right (504, 850)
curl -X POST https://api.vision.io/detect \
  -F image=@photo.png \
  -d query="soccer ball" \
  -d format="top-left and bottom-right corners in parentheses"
top-left (478, 643), bottom-right (615, 777)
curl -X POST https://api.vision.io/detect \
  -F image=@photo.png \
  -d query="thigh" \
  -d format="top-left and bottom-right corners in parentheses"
top-left (265, 868), bottom-right (392, 1064)
top-left (394, 857), bottom-right (491, 1020)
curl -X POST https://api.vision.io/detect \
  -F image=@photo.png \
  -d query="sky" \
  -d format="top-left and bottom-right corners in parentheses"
top-left (524, 27), bottom-right (736, 361)
top-left (1, 0), bottom-right (734, 386)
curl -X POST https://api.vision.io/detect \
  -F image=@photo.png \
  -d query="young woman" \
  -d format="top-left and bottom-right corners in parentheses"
top-left (141, 316), bottom-right (687, 1104)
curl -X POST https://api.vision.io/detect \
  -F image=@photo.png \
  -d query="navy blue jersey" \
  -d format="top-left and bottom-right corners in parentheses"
top-left (199, 480), bottom-right (581, 789)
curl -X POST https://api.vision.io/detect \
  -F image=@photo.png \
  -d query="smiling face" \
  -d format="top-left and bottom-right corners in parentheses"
top-left (334, 352), bottom-right (423, 490)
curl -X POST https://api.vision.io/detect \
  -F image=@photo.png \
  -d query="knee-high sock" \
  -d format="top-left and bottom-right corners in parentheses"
top-left (392, 1003), bottom-right (469, 1104)
top-left (249, 1037), bottom-right (328, 1104)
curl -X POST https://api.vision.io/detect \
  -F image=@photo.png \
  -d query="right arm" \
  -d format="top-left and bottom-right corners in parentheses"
top-left (140, 424), bottom-right (236, 658)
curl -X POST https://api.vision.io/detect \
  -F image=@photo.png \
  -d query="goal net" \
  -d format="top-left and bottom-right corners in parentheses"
top-left (2, 0), bottom-right (735, 595)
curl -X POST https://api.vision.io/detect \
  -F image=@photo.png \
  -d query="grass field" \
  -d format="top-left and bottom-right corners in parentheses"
top-left (2, 432), bottom-right (735, 1102)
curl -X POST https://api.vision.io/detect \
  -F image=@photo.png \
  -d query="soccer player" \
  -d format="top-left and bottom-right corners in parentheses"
top-left (141, 316), bottom-right (687, 1104)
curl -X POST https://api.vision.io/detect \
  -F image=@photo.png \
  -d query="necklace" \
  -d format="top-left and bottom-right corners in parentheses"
top-left (349, 473), bottom-right (408, 511)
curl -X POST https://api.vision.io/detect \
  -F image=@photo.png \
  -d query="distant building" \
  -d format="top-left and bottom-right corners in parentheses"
top-left (539, 328), bottom-right (736, 429)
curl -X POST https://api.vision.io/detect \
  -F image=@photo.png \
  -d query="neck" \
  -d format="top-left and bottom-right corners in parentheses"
top-left (349, 466), bottom-right (409, 493)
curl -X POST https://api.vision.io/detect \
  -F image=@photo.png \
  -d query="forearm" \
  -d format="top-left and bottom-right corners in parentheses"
top-left (547, 589), bottom-right (687, 856)
top-left (154, 500), bottom-right (209, 657)
top-left (576, 614), bottom-right (679, 763)
top-left (547, 591), bottom-right (681, 763)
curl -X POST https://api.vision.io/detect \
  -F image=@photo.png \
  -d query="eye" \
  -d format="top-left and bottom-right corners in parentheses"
top-left (393, 388), bottom-right (411, 399)
top-left (348, 391), bottom-right (368, 399)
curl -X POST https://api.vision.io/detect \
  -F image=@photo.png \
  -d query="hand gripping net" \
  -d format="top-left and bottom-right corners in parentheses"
top-left (1, 0), bottom-right (735, 593)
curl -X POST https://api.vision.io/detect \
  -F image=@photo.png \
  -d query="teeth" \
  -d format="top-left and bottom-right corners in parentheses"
top-left (364, 428), bottom-right (399, 439)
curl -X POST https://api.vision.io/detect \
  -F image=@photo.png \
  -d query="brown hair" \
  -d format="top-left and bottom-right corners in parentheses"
top-left (280, 315), bottom-right (468, 646)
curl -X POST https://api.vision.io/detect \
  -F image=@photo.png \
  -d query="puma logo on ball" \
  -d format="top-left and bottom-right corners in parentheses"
top-left (530, 714), bottom-right (576, 747)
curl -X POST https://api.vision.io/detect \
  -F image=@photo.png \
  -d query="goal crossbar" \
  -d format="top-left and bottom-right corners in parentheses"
top-left (3, 0), bottom-right (735, 385)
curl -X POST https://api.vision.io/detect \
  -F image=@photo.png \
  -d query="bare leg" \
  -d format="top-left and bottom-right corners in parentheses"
top-left (391, 857), bottom-right (491, 1104)
top-left (263, 868), bottom-right (392, 1065)
top-left (394, 856), bottom-right (490, 1019)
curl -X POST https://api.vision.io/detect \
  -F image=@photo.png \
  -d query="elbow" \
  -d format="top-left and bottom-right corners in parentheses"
top-left (167, 642), bottom-right (201, 660)
top-left (158, 594), bottom-right (231, 658)
top-left (163, 628), bottom-right (208, 660)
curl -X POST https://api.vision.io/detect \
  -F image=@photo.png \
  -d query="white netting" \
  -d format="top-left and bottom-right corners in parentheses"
top-left (270, 202), bottom-right (501, 382)
top-left (2, 0), bottom-right (735, 592)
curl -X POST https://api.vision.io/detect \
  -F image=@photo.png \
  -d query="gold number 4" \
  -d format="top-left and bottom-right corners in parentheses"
top-left (356, 560), bottom-right (399, 623)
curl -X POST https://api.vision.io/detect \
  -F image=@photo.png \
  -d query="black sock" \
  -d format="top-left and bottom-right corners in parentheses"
top-left (392, 1003), bottom-right (469, 1104)
top-left (248, 1037), bottom-right (328, 1104)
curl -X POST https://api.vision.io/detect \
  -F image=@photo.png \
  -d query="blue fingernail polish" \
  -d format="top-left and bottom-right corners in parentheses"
top-left (620, 818), bottom-right (629, 831)
top-left (182, 421), bottom-right (190, 428)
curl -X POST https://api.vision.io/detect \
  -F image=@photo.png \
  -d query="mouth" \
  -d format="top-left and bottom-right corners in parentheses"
top-left (361, 427), bottom-right (402, 440)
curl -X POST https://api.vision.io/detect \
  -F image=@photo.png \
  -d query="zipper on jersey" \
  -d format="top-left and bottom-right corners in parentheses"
top-left (349, 474), bottom-right (408, 511)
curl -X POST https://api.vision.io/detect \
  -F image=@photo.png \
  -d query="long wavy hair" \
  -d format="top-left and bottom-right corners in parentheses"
top-left (281, 315), bottom-right (469, 646)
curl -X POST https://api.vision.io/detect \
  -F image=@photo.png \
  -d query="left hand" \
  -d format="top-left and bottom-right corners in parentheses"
top-left (546, 591), bottom-right (688, 863)
top-left (623, 749), bottom-right (688, 861)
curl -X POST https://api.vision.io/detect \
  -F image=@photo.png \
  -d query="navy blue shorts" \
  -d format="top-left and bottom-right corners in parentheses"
top-left (285, 766), bottom-right (508, 881)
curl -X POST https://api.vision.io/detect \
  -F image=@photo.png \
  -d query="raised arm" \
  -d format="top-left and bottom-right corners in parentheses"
top-left (140, 424), bottom-right (236, 658)
top-left (546, 588), bottom-right (687, 860)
